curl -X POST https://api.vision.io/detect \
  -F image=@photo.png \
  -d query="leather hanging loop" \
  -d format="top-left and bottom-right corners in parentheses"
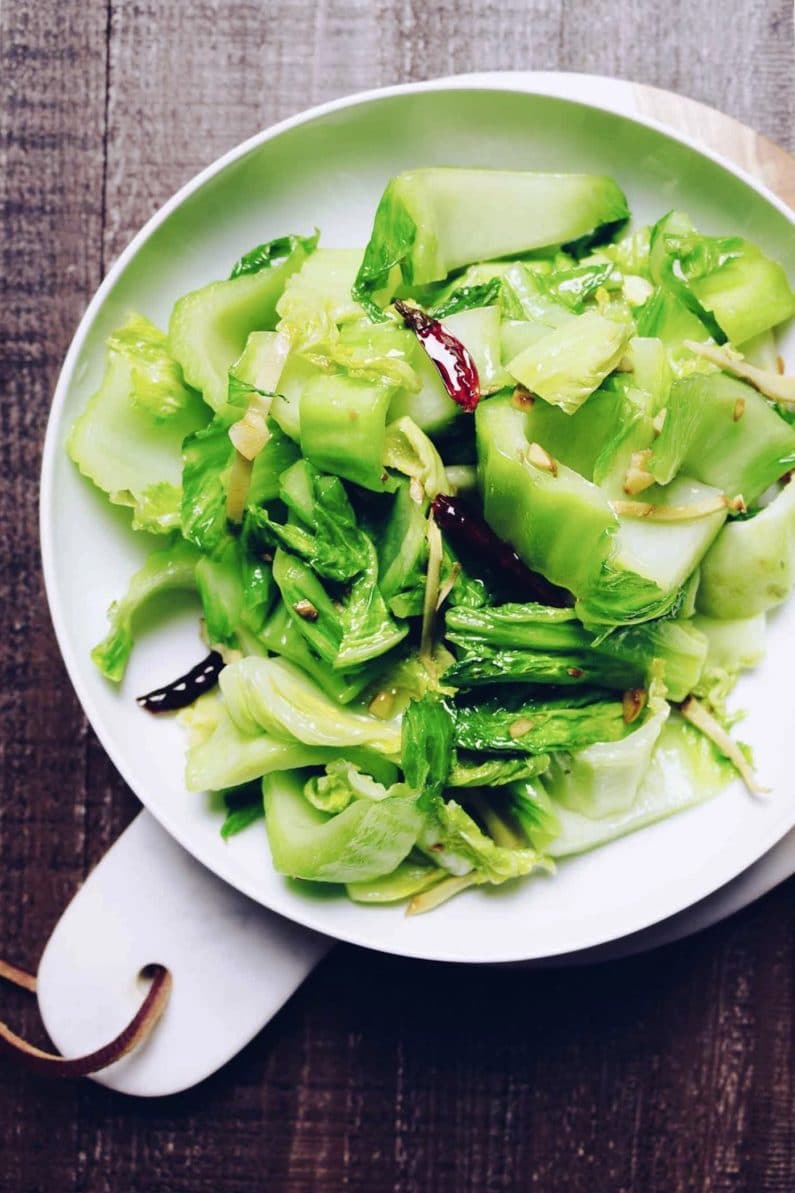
top-left (0, 958), bottom-right (172, 1078)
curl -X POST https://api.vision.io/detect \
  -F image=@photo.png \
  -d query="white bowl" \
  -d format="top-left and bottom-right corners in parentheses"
top-left (41, 79), bottom-right (795, 964)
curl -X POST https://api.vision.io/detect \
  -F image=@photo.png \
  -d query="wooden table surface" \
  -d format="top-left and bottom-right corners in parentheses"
top-left (2, 2), bottom-right (795, 1190)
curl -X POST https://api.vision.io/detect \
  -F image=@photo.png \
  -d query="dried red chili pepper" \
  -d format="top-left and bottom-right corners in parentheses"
top-left (431, 493), bottom-right (572, 607)
top-left (394, 300), bottom-right (481, 412)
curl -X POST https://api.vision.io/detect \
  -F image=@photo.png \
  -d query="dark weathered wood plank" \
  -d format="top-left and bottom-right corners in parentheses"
top-left (0, 3), bottom-right (114, 1192)
top-left (1, 1), bottom-right (795, 1191)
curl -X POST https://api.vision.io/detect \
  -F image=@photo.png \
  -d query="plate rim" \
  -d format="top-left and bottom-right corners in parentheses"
top-left (39, 72), bottom-right (795, 964)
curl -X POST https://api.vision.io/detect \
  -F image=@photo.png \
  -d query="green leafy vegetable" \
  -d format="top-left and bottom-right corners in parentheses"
top-left (697, 479), bottom-right (795, 618)
top-left (263, 770), bottom-right (422, 883)
top-left (649, 372), bottom-right (795, 502)
top-left (506, 310), bottom-right (631, 414)
top-left (346, 861), bottom-right (445, 904)
top-left (257, 602), bottom-right (380, 706)
top-left (444, 649), bottom-right (639, 690)
top-left (602, 225), bottom-right (652, 277)
top-left (336, 539), bottom-right (409, 668)
top-left (271, 548), bottom-right (345, 665)
top-left (429, 279), bottom-right (502, 319)
top-left (246, 421), bottom-right (301, 506)
top-left (106, 314), bottom-right (200, 420)
top-left (635, 286), bottom-right (711, 359)
top-left (541, 680), bottom-right (669, 817)
top-left (692, 612), bottom-right (766, 717)
top-left (91, 538), bottom-right (200, 681)
top-left (230, 231), bottom-right (319, 279)
top-left (382, 417), bottom-right (447, 499)
top-left (418, 798), bottom-right (542, 884)
top-left (538, 261), bottom-right (616, 312)
top-left (169, 235), bottom-right (313, 410)
top-left (300, 373), bottom-right (395, 491)
top-left (353, 168), bottom-right (629, 317)
top-left (266, 480), bottom-right (408, 669)
top-left (276, 248), bottom-right (367, 348)
top-left (68, 315), bottom-right (208, 533)
top-left (72, 169), bottom-right (779, 915)
top-left (303, 759), bottom-right (402, 814)
top-left (183, 695), bottom-right (381, 791)
top-left (195, 542), bottom-right (243, 647)
top-left (542, 715), bottom-right (733, 857)
top-left (220, 785), bottom-right (266, 838)
top-left (180, 392), bottom-right (245, 553)
top-left (378, 481), bottom-right (429, 602)
top-left (453, 690), bottom-right (631, 755)
top-left (447, 753), bottom-right (551, 788)
top-left (649, 211), bottom-right (795, 344)
top-left (444, 603), bottom-right (707, 701)
top-left (250, 465), bottom-right (370, 582)
top-left (401, 694), bottom-right (454, 798)
top-left (506, 783), bottom-right (561, 853)
top-left (476, 394), bottom-right (617, 595)
top-left (219, 656), bottom-right (402, 755)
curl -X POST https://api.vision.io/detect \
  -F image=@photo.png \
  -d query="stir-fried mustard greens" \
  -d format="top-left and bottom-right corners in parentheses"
top-left (69, 168), bottom-right (795, 913)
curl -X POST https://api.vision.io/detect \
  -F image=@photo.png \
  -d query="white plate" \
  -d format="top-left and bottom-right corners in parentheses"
top-left (41, 79), bottom-right (795, 965)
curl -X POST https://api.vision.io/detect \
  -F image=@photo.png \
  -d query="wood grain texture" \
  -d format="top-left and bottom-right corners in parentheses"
top-left (1, 1), bottom-right (794, 1189)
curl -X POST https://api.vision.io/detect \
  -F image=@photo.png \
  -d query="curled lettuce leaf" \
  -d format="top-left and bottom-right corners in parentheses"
top-left (540, 681), bottom-right (669, 818)
top-left (230, 231), bottom-right (319, 280)
top-left (444, 602), bottom-right (707, 702)
top-left (336, 538), bottom-right (409, 667)
top-left (378, 480), bottom-right (429, 602)
top-left (401, 693), bottom-right (454, 799)
top-left (383, 416), bottom-right (447, 500)
top-left (183, 694), bottom-right (387, 792)
top-left (447, 753), bottom-right (550, 788)
top-left (219, 656), bottom-right (402, 755)
top-left (692, 612), bottom-right (766, 719)
top-left (194, 533), bottom-right (274, 649)
top-left (258, 602), bottom-right (381, 706)
top-left (180, 381), bottom-right (249, 553)
top-left (444, 649), bottom-right (641, 691)
top-left (276, 247), bottom-right (365, 347)
top-left (270, 514), bottom-right (407, 670)
top-left (68, 315), bottom-right (208, 533)
top-left (602, 225), bottom-right (652, 277)
top-left (107, 315), bottom-right (199, 420)
top-left (697, 479), bottom-right (795, 618)
top-left (263, 769), bottom-right (422, 883)
top-left (91, 538), bottom-right (200, 681)
top-left (649, 372), bottom-right (795, 503)
top-left (251, 466), bottom-right (370, 583)
top-left (303, 760), bottom-right (404, 814)
top-left (429, 279), bottom-right (502, 319)
top-left (169, 235), bottom-right (313, 411)
top-left (543, 715), bottom-right (733, 857)
top-left (649, 211), bottom-right (795, 344)
top-left (506, 310), bottom-right (631, 415)
top-left (453, 690), bottom-right (631, 756)
top-left (536, 260), bottom-right (617, 313)
top-left (418, 798), bottom-right (543, 884)
top-left (506, 783), bottom-right (562, 854)
top-left (346, 861), bottom-right (446, 904)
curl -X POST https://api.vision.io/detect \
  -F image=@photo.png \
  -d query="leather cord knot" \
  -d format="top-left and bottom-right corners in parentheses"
top-left (0, 957), bottom-right (172, 1078)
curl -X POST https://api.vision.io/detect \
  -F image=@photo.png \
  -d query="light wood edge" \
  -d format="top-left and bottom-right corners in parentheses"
top-left (626, 81), bottom-right (795, 210)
